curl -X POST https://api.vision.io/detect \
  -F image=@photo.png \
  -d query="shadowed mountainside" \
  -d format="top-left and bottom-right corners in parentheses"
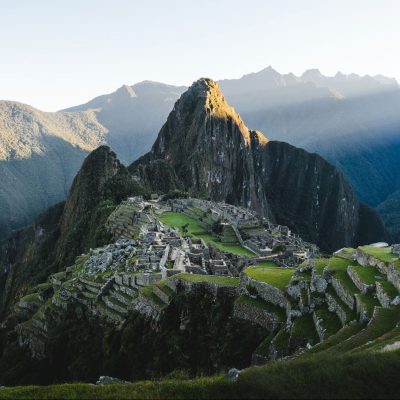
top-left (130, 78), bottom-right (387, 251)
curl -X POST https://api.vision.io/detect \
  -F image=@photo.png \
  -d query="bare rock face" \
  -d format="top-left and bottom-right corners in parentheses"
top-left (130, 78), bottom-right (387, 251)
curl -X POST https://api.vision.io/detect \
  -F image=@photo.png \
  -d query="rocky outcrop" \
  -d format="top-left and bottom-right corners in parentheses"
top-left (130, 79), bottom-right (387, 252)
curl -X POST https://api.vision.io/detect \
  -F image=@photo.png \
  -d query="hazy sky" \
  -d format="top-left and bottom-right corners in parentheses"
top-left (1, 0), bottom-right (399, 111)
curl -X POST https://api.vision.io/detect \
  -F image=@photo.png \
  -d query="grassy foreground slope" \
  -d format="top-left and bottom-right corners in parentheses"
top-left (1, 351), bottom-right (399, 399)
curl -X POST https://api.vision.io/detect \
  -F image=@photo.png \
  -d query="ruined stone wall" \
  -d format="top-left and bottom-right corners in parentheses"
top-left (355, 251), bottom-right (400, 291)
top-left (355, 295), bottom-right (370, 323)
top-left (240, 274), bottom-right (288, 308)
top-left (331, 277), bottom-right (355, 310)
top-left (325, 292), bottom-right (348, 324)
top-left (347, 266), bottom-right (375, 294)
top-left (387, 264), bottom-right (400, 291)
top-left (233, 301), bottom-right (280, 330)
top-left (376, 281), bottom-right (391, 308)
top-left (153, 285), bottom-right (170, 304)
top-left (355, 251), bottom-right (387, 274)
top-left (313, 311), bottom-right (326, 341)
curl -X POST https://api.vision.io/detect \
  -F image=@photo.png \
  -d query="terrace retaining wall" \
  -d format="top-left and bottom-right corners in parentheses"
top-left (347, 266), bottom-right (375, 294)
top-left (233, 300), bottom-right (281, 330)
top-left (240, 274), bottom-right (288, 309)
top-left (331, 277), bottom-right (355, 310)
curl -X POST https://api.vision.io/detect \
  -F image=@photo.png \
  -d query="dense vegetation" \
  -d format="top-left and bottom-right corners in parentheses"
top-left (1, 350), bottom-right (399, 399)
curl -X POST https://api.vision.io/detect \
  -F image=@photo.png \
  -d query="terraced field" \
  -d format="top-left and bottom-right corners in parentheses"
top-left (244, 265), bottom-right (294, 289)
top-left (159, 211), bottom-right (256, 257)
top-left (175, 273), bottom-right (239, 286)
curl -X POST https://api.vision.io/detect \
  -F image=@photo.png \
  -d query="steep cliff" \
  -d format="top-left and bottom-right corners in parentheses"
top-left (130, 78), bottom-right (387, 251)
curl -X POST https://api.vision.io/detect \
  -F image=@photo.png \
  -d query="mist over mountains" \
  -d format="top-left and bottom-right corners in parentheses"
top-left (0, 67), bottom-right (399, 240)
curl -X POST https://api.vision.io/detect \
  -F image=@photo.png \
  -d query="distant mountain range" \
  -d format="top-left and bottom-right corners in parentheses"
top-left (0, 67), bottom-right (399, 240)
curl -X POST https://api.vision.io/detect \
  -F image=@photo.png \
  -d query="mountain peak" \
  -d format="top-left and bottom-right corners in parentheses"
top-left (178, 78), bottom-right (247, 129)
top-left (186, 78), bottom-right (225, 102)
top-left (115, 84), bottom-right (137, 99)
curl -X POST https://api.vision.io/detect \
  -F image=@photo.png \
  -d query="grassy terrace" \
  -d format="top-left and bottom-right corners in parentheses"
top-left (252, 261), bottom-right (280, 268)
top-left (159, 212), bottom-right (256, 257)
top-left (326, 286), bottom-right (357, 321)
top-left (298, 258), bottom-right (329, 275)
top-left (254, 333), bottom-right (274, 356)
top-left (236, 294), bottom-right (286, 320)
top-left (323, 306), bottom-right (400, 354)
top-left (174, 273), bottom-right (239, 287)
top-left (355, 293), bottom-right (380, 316)
top-left (19, 293), bottom-right (41, 304)
top-left (315, 305), bottom-right (342, 337)
top-left (272, 328), bottom-right (290, 353)
top-left (352, 265), bottom-right (384, 285)
top-left (379, 279), bottom-right (399, 298)
top-left (291, 314), bottom-right (319, 345)
top-left (358, 245), bottom-right (400, 269)
top-left (327, 257), bottom-right (359, 294)
top-left (140, 286), bottom-right (167, 307)
top-left (156, 280), bottom-right (175, 298)
top-left (307, 322), bottom-right (366, 355)
top-left (335, 247), bottom-right (356, 260)
top-left (244, 265), bottom-right (294, 290)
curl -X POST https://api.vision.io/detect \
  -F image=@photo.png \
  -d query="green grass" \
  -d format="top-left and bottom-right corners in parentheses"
top-left (322, 306), bottom-right (400, 354)
top-left (328, 257), bottom-right (359, 294)
top-left (315, 305), bottom-right (342, 337)
top-left (326, 286), bottom-right (357, 321)
top-left (272, 328), bottom-right (290, 353)
top-left (307, 322), bottom-right (366, 354)
top-left (335, 247), bottom-right (356, 260)
top-left (174, 273), bottom-right (239, 287)
top-left (28, 282), bottom-right (53, 294)
top-left (252, 261), bottom-right (279, 268)
top-left (351, 265), bottom-right (383, 285)
top-left (236, 295), bottom-right (286, 320)
top-left (19, 293), bottom-right (41, 304)
top-left (355, 326), bottom-right (400, 353)
top-left (254, 333), bottom-right (274, 356)
top-left (291, 314), bottom-right (319, 345)
top-left (379, 279), bottom-right (399, 298)
top-left (355, 293), bottom-right (380, 316)
top-left (358, 245), bottom-right (400, 269)
top-left (244, 265), bottom-right (294, 290)
top-left (140, 286), bottom-right (166, 308)
top-left (159, 212), bottom-right (206, 235)
top-left (314, 258), bottom-right (330, 275)
top-left (156, 280), bottom-right (175, 298)
top-left (159, 212), bottom-right (255, 257)
top-left (196, 233), bottom-right (256, 257)
top-left (1, 351), bottom-right (400, 399)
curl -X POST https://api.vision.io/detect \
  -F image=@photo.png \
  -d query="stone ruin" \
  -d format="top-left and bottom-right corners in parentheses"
top-left (392, 244), bottom-right (400, 256)
top-left (84, 238), bottom-right (136, 274)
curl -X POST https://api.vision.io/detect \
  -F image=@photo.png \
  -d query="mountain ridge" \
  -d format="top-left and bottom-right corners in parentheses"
top-left (130, 78), bottom-right (387, 251)
top-left (0, 67), bottom-right (399, 240)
